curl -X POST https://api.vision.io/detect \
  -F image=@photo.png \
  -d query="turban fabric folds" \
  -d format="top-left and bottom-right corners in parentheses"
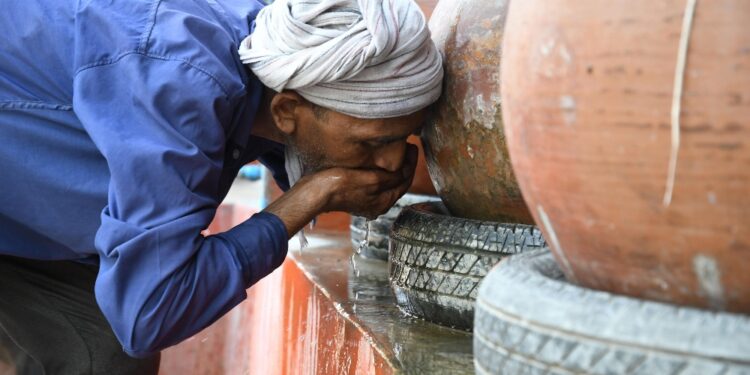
top-left (238, 0), bottom-right (443, 119)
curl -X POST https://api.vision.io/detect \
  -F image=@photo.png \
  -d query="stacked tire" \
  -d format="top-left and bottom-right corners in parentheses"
top-left (388, 202), bottom-right (546, 330)
top-left (473, 251), bottom-right (750, 374)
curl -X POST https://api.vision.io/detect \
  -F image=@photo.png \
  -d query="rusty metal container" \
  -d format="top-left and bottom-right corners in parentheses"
top-left (502, 0), bottom-right (750, 312)
top-left (423, 0), bottom-right (533, 224)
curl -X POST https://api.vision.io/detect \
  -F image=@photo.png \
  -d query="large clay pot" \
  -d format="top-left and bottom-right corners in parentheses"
top-left (423, 0), bottom-right (533, 224)
top-left (502, 0), bottom-right (750, 312)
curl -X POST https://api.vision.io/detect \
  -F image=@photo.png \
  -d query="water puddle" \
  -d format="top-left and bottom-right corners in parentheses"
top-left (290, 233), bottom-right (474, 374)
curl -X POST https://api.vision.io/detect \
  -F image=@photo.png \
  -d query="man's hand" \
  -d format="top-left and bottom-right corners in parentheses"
top-left (263, 144), bottom-right (418, 237)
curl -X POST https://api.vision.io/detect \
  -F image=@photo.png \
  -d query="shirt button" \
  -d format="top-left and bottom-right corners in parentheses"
top-left (232, 149), bottom-right (241, 160)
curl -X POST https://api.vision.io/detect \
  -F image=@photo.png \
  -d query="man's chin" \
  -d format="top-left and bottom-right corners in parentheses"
top-left (300, 162), bottom-right (334, 176)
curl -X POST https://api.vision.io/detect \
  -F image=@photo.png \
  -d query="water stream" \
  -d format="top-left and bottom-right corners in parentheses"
top-left (356, 219), bottom-right (371, 255)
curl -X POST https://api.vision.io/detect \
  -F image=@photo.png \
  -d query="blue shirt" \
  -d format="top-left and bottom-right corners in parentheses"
top-left (0, 0), bottom-right (290, 357)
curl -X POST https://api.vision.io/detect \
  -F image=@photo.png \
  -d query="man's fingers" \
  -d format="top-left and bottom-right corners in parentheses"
top-left (400, 144), bottom-right (418, 181)
top-left (363, 168), bottom-right (406, 192)
top-left (322, 144), bottom-right (422, 216)
top-left (393, 167), bottom-right (413, 202)
top-left (378, 162), bottom-right (415, 212)
top-left (398, 143), bottom-right (418, 190)
top-left (370, 144), bottom-right (419, 191)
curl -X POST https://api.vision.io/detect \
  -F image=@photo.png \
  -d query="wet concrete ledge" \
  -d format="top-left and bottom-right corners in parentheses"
top-left (159, 205), bottom-right (473, 374)
top-left (290, 232), bottom-right (474, 374)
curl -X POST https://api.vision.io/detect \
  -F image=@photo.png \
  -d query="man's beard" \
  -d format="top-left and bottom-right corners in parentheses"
top-left (284, 145), bottom-right (305, 189)
top-left (284, 142), bottom-right (326, 188)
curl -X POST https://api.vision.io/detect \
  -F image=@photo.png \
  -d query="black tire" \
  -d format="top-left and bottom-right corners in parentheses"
top-left (389, 202), bottom-right (546, 330)
top-left (474, 251), bottom-right (750, 375)
top-left (351, 194), bottom-right (441, 260)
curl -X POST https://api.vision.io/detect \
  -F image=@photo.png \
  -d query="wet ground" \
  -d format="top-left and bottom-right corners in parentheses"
top-left (290, 234), bottom-right (474, 374)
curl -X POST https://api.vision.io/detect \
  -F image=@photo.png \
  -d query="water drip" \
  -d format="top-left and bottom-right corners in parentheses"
top-left (357, 219), bottom-right (371, 255)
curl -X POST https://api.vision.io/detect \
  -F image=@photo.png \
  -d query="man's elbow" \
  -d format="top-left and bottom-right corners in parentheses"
top-left (103, 307), bottom-right (170, 359)
top-left (122, 345), bottom-right (160, 359)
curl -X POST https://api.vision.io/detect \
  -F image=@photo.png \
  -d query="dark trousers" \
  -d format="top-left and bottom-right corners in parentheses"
top-left (0, 255), bottom-right (160, 375)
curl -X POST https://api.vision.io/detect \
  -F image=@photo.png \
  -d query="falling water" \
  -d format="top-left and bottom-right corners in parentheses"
top-left (357, 219), bottom-right (371, 255)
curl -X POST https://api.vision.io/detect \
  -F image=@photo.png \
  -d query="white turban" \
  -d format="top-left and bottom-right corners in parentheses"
top-left (238, 0), bottom-right (443, 119)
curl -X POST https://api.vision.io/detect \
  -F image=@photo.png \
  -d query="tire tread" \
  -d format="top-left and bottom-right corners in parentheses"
top-left (390, 202), bottom-right (546, 330)
top-left (474, 251), bottom-right (750, 374)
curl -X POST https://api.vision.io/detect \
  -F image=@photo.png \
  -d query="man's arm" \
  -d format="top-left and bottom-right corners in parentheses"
top-left (74, 53), bottom-right (287, 357)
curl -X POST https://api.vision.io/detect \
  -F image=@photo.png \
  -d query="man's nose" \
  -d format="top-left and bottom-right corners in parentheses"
top-left (373, 142), bottom-right (406, 172)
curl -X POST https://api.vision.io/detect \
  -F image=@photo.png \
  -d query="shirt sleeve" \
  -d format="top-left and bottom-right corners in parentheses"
top-left (73, 52), bottom-right (288, 357)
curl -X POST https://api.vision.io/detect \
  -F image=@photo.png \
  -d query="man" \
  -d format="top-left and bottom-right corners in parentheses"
top-left (0, 0), bottom-right (442, 373)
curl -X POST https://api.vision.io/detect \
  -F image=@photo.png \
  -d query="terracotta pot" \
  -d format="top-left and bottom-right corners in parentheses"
top-left (423, 0), bottom-right (533, 224)
top-left (502, 0), bottom-right (750, 312)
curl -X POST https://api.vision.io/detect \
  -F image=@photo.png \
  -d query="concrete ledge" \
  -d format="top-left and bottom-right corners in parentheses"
top-left (160, 204), bottom-right (473, 374)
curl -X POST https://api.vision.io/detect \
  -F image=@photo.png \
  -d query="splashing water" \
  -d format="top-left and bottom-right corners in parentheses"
top-left (357, 219), bottom-right (371, 255)
top-left (297, 220), bottom-right (316, 252)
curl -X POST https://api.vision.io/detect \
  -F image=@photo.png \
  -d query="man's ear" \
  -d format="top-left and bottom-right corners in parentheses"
top-left (270, 91), bottom-right (305, 136)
